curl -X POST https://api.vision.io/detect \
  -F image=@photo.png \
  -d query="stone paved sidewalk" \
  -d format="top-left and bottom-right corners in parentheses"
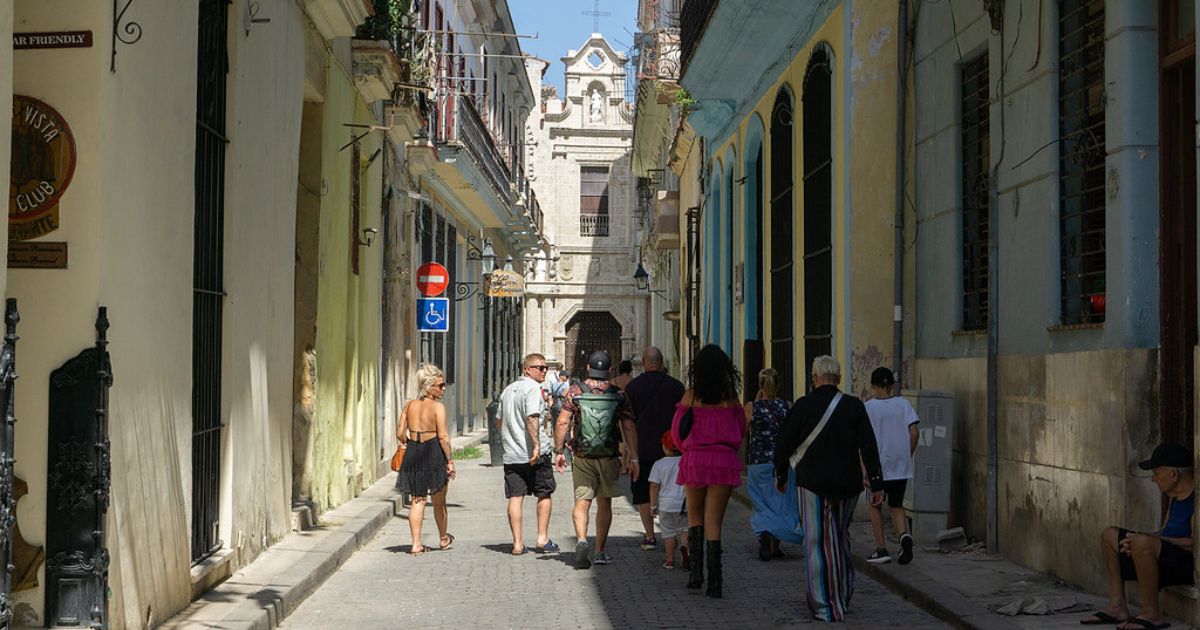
top-left (274, 443), bottom-right (944, 629)
top-left (161, 433), bottom-right (1190, 630)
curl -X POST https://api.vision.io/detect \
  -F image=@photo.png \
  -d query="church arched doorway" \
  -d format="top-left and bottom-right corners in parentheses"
top-left (564, 311), bottom-right (623, 380)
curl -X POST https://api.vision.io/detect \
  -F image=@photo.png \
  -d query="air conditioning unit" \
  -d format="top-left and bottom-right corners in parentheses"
top-left (901, 389), bottom-right (954, 544)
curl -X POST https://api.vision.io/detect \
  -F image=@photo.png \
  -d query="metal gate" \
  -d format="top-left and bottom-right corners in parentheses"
top-left (45, 307), bottom-right (111, 629)
top-left (0, 300), bottom-right (19, 629)
top-left (564, 312), bottom-right (622, 380)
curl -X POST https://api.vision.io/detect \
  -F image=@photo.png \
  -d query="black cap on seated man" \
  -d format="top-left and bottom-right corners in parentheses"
top-left (1138, 442), bottom-right (1193, 470)
top-left (1081, 443), bottom-right (1195, 630)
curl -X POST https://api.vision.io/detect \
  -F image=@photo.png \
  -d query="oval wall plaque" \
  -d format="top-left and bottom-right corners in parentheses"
top-left (10, 95), bottom-right (77, 240)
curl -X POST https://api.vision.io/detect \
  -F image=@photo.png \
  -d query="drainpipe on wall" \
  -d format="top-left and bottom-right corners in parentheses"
top-left (893, 0), bottom-right (908, 393)
top-left (986, 7), bottom-right (1009, 556)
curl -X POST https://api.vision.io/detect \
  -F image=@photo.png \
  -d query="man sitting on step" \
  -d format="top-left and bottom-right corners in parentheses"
top-left (1081, 443), bottom-right (1194, 630)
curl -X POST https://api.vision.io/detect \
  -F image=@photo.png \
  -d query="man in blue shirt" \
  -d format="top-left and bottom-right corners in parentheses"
top-left (1081, 443), bottom-right (1194, 630)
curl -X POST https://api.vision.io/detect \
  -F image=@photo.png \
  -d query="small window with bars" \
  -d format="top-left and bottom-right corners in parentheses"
top-left (1058, 0), bottom-right (1106, 325)
top-left (580, 165), bottom-right (610, 237)
top-left (961, 53), bottom-right (990, 331)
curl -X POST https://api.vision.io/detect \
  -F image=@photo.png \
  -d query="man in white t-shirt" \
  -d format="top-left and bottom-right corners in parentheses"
top-left (863, 367), bottom-right (920, 565)
top-left (499, 353), bottom-right (566, 555)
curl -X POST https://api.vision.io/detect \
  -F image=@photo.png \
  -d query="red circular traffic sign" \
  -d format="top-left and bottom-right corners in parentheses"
top-left (416, 262), bottom-right (449, 296)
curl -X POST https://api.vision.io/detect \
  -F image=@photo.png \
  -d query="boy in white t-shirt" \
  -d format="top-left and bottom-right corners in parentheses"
top-left (648, 431), bottom-right (689, 570)
top-left (864, 367), bottom-right (920, 565)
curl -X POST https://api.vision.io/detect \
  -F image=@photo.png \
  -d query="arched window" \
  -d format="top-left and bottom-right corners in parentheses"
top-left (724, 157), bottom-right (735, 351)
top-left (769, 87), bottom-right (794, 400)
top-left (742, 117), bottom-right (765, 391)
top-left (802, 48), bottom-right (833, 388)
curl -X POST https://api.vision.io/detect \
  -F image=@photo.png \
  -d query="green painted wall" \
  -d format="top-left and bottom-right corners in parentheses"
top-left (309, 57), bottom-right (384, 511)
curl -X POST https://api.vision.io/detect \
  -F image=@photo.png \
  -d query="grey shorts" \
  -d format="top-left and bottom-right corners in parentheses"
top-left (657, 510), bottom-right (688, 539)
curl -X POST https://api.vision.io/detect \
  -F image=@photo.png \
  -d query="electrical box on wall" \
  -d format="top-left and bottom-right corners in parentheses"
top-left (902, 389), bottom-right (954, 544)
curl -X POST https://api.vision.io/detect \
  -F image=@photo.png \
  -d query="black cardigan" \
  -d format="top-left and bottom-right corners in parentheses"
top-left (773, 384), bottom-right (884, 499)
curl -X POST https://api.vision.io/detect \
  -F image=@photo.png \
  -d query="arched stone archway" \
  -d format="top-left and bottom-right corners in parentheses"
top-left (563, 311), bottom-right (623, 380)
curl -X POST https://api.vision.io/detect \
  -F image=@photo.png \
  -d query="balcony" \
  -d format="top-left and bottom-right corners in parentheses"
top-left (678, 0), bottom-right (836, 137)
top-left (432, 93), bottom-right (513, 205)
top-left (580, 215), bottom-right (610, 238)
top-left (638, 28), bottom-right (681, 82)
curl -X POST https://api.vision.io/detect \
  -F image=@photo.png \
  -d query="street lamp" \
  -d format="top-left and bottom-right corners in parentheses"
top-left (634, 261), bottom-right (669, 301)
top-left (480, 238), bottom-right (496, 274)
top-left (634, 261), bottom-right (650, 291)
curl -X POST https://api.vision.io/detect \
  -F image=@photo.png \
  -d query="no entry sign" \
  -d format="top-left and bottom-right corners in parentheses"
top-left (416, 262), bottom-right (449, 296)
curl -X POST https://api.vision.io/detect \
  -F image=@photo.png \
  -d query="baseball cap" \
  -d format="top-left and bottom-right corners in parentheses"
top-left (871, 367), bottom-right (896, 387)
top-left (661, 431), bottom-right (676, 452)
top-left (587, 350), bottom-right (612, 379)
top-left (1138, 443), bottom-right (1193, 470)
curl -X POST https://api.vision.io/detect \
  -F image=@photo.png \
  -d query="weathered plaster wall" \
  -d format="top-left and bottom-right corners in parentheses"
top-left (309, 57), bottom-right (384, 511)
top-left (9, 1), bottom-right (306, 627)
top-left (218, 0), bottom-right (305, 565)
top-left (913, 350), bottom-right (1162, 597)
top-left (912, 0), bottom-right (1159, 359)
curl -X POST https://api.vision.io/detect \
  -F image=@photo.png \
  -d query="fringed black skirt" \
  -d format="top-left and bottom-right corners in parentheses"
top-left (396, 439), bottom-right (449, 496)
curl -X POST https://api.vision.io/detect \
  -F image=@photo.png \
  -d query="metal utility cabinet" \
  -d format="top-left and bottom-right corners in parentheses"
top-left (901, 389), bottom-right (954, 544)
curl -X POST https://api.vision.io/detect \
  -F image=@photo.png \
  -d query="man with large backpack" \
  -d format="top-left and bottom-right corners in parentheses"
top-left (554, 350), bottom-right (639, 569)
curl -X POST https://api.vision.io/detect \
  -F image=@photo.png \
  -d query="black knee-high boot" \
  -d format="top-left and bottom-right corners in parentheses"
top-left (705, 540), bottom-right (723, 598)
top-left (686, 526), bottom-right (705, 588)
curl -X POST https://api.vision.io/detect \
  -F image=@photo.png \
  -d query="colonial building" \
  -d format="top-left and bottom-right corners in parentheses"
top-left (668, 0), bottom-right (907, 404)
top-left (523, 35), bottom-right (649, 377)
top-left (0, 0), bottom-right (539, 627)
top-left (910, 0), bottom-right (1198, 619)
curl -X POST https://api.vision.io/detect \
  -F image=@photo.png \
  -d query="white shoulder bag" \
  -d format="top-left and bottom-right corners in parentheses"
top-left (788, 392), bottom-right (843, 469)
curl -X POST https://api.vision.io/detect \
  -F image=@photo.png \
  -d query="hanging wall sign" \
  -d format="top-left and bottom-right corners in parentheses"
top-left (10, 95), bottom-right (76, 241)
top-left (13, 31), bottom-right (94, 50)
top-left (486, 269), bottom-right (525, 297)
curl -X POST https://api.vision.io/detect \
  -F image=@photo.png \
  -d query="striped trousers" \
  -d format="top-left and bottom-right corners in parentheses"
top-left (799, 488), bottom-right (859, 622)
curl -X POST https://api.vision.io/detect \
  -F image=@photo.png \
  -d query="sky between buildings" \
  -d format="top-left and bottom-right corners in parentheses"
top-left (507, 0), bottom-right (639, 98)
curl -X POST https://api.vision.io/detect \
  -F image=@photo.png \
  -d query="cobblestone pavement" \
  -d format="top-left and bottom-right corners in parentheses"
top-left (278, 446), bottom-right (951, 629)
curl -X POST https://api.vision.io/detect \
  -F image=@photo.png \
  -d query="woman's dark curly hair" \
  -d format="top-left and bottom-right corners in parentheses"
top-left (687, 344), bottom-right (741, 404)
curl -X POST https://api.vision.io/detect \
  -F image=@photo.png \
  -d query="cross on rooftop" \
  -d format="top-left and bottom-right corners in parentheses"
top-left (582, 0), bottom-right (610, 34)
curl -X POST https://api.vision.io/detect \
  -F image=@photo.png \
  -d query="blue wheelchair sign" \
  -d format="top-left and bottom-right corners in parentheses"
top-left (417, 297), bottom-right (450, 332)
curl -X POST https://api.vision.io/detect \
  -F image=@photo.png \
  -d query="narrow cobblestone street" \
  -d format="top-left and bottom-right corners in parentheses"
top-left (277, 445), bottom-right (949, 629)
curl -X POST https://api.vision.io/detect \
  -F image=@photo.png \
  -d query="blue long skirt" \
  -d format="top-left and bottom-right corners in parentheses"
top-left (747, 463), bottom-right (804, 544)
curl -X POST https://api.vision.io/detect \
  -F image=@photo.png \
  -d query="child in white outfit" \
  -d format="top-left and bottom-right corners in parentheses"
top-left (649, 431), bottom-right (689, 569)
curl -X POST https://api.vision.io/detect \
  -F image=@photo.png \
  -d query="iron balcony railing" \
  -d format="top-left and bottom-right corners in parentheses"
top-left (436, 93), bottom-right (512, 204)
top-left (679, 0), bottom-right (717, 78)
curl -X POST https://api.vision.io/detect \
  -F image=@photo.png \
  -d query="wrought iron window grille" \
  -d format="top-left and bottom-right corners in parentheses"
top-left (1058, 0), bottom-right (1106, 325)
top-left (961, 53), bottom-right (990, 331)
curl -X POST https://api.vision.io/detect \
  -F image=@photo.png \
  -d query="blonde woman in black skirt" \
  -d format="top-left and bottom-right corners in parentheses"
top-left (397, 363), bottom-right (457, 554)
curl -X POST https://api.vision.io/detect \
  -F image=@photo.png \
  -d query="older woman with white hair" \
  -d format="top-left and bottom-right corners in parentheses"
top-left (773, 355), bottom-right (884, 623)
top-left (397, 363), bottom-right (457, 554)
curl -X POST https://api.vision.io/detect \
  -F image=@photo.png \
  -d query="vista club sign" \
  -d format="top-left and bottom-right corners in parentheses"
top-left (10, 95), bottom-right (76, 240)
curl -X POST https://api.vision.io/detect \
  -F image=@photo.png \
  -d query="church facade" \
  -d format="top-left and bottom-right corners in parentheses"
top-left (522, 35), bottom-right (653, 377)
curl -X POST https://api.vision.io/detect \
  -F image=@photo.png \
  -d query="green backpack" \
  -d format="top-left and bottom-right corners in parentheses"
top-left (573, 387), bottom-right (622, 457)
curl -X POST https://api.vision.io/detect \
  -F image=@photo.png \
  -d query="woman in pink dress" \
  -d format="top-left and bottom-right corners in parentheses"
top-left (671, 344), bottom-right (745, 598)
